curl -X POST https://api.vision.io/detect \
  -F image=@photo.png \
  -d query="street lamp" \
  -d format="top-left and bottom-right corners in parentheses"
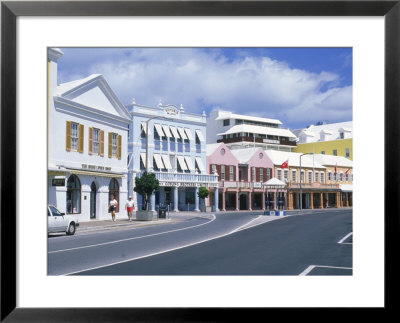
top-left (299, 152), bottom-right (313, 211)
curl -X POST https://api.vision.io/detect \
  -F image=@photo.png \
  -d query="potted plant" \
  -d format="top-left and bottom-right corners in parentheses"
top-left (134, 172), bottom-right (160, 220)
top-left (197, 187), bottom-right (210, 212)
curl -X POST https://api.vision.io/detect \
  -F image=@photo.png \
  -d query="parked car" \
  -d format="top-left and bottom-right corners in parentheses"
top-left (48, 205), bottom-right (79, 235)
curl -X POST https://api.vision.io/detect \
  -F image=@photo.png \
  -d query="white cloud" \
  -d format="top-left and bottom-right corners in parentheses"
top-left (58, 48), bottom-right (352, 128)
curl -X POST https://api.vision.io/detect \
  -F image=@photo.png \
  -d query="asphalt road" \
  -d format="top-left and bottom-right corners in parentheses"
top-left (48, 209), bottom-right (352, 276)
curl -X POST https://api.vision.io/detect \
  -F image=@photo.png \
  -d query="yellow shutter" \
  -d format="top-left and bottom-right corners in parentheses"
top-left (108, 132), bottom-right (112, 158)
top-left (117, 135), bottom-right (122, 160)
top-left (99, 130), bottom-right (104, 156)
top-left (88, 127), bottom-right (93, 155)
top-left (66, 121), bottom-right (71, 151)
top-left (78, 124), bottom-right (84, 153)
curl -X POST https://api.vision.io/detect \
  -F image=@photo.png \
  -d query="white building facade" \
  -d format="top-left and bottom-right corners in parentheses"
top-left (206, 110), bottom-right (298, 152)
top-left (47, 48), bottom-right (131, 221)
top-left (126, 101), bottom-right (218, 212)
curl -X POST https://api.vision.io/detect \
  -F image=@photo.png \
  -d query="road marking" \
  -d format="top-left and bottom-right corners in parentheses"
top-left (338, 232), bottom-right (353, 244)
top-left (299, 265), bottom-right (352, 276)
top-left (48, 214), bottom-right (216, 254)
top-left (61, 215), bottom-right (271, 275)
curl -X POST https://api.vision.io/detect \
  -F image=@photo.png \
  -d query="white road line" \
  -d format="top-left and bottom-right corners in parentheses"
top-left (49, 214), bottom-right (216, 254)
top-left (338, 232), bottom-right (353, 244)
top-left (299, 265), bottom-right (352, 276)
top-left (62, 215), bottom-right (269, 276)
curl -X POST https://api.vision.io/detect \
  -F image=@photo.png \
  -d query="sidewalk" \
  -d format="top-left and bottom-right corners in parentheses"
top-left (77, 207), bottom-right (352, 233)
top-left (77, 211), bottom-right (214, 233)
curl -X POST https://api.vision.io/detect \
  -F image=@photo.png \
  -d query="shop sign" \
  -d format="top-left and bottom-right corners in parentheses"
top-left (52, 178), bottom-right (65, 186)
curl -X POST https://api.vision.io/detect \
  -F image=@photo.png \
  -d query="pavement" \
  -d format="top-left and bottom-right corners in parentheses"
top-left (76, 208), bottom-right (351, 233)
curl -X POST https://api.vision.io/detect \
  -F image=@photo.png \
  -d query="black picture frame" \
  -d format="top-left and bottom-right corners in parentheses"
top-left (1, 1), bottom-right (399, 321)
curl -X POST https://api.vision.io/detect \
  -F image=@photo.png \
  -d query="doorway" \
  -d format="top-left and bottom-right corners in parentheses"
top-left (90, 182), bottom-right (96, 219)
top-left (239, 194), bottom-right (247, 210)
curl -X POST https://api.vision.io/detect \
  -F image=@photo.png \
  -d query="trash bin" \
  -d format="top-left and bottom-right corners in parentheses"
top-left (158, 206), bottom-right (167, 219)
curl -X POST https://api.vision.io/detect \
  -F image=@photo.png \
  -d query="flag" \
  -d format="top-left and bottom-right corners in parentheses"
top-left (280, 160), bottom-right (288, 169)
top-left (334, 165), bottom-right (337, 175)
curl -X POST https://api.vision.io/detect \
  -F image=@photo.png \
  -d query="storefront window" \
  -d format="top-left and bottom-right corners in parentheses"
top-left (66, 175), bottom-right (81, 214)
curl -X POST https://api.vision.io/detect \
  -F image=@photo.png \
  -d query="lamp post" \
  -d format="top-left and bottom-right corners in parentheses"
top-left (299, 152), bottom-right (313, 211)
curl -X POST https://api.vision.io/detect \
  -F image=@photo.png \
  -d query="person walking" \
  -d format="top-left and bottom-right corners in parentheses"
top-left (109, 194), bottom-right (118, 221)
top-left (125, 196), bottom-right (135, 222)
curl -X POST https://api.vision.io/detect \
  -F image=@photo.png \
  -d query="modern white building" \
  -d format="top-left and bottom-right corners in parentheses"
top-left (126, 100), bottom-right (218, 212)
top-left (47, 48), bottom-right (131, 221)
top-left (206, 109), bottom-right (298, 151)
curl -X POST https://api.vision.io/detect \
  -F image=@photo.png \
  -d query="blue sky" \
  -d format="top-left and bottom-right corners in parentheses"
top-left (57, 47), bottom-right (352, 129)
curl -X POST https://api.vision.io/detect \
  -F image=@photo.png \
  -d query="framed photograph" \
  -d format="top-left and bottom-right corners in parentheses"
top-left (2, 0), bottom-right (399, 321)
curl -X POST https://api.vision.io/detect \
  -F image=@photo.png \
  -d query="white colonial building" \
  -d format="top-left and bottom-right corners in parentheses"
top-left (47, 48), bottom-right (131, 221)
top-left (206, 109), bottom-right (298, 152)
top-left (126, 100), bottom-right (219, 212)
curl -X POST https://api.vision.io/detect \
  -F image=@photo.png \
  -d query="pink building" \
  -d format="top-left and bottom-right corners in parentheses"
top-left (206, 144), bottom-right (275, 211)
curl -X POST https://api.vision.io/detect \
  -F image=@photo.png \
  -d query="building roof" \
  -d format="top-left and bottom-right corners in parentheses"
top-left (312, 154), bottom-right (353, 167)
top-left (264, 177), bottom-right (287, 187)
top-left (217, 124), bottom-right (297, 139)
top-left (264, 150), bottom-right (325, 169)
top-left (206, 143), bottom-right (223, 156)
top-left (230, 147), bottom-right (261, 163)
top-left (214, 110), bottom-right (282, 125)
top-left (296, 121), bottom-right (353, 143)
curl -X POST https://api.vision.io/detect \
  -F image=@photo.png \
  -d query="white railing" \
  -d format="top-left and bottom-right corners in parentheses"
top-left (219, 181), bottom-right (264, 189)
top-left (138, 171), bottom-right (218, 186)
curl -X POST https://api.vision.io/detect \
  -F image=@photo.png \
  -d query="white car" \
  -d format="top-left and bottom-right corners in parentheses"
top-left (48, 205), bottom-right (79, 235)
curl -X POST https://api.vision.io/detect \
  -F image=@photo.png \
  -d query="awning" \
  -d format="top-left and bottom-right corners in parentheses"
top-left (162, 125), bottom-right (172, 138)
top-left (184, 156), bottom-right (195, 171)
top-left (340, 184), bottom-right (353, 192)
top-left (154, 124), bottom-right (165, 137)
top-left (177, 156), bottom-right (188, 170)
top-left (177, 127), bottom-right (187, 140)
top-left (195, 157), bottom-right (205, 172)
top-left (184, 128), bottom-right (194, 140)
top-left (141, 122), bottom-right (152, 135)
top-left (195, 130), bottom-right (205, 142)
top-left (217, 124), bottom-right (296, 139)
top-left (153, 154), bottom-right (165, 169)
top-left (161, 154), bottom-right (172, 169)
top-left (140, 153), bottom-right (148, 166)
top-left (169, 126), bottom-right (180, 139)
top-left (69, 169), bottom-right (125, 178)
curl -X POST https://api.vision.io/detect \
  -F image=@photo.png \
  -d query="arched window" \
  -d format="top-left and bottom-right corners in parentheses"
top-left (66, 175), bottom-right (81, 214)
top-left (109, 178), bottom-right (120, 212)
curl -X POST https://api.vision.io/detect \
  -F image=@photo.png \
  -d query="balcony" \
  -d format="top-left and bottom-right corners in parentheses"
top-left (138, 171), bottom-right (219, 187)
top-left (287, 182), bottom-right (339, 189)
top-left (217, 136), bottom-right (297, 146)
top-left (218, 181), bottom-right (264, 189)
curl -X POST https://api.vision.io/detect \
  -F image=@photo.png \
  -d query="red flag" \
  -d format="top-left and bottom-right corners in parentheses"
top-left (280, 160), bottom-right (288, 169)
top-left (334, 166), bottom-right (337, 175)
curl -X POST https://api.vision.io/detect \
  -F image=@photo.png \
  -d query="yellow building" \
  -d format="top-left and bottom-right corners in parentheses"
top-left (294, 138), bottom-right (353, 160)
top-left (293, 121), bottom-right (353, 160)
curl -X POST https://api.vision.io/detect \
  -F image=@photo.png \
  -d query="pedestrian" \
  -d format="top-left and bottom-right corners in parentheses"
top-left (109, 194), bottom-right (118, 221)
top-left (125, 196), bottom-right (135, 222)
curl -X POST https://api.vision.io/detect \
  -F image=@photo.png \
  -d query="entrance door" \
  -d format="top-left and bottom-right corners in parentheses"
top-left (239, 194), bottom-right (247, 210)
top-left (90, 182), bottom-right (96, 219)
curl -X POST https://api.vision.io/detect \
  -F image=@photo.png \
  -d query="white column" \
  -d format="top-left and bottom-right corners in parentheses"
top-left (194, 186), bottom-right (200, 212)
top-left (173, 186), bottom-right (179, 212)
top-left (150, 193), bottom-right (156, 212)
top-left (214, 187), bottom-right (219, 212)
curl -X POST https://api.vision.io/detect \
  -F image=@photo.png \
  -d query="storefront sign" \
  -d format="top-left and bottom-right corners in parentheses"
top-left (52, 178), bottom-right (65, 186)
top-left (81, 164), bottom-right (112, 172)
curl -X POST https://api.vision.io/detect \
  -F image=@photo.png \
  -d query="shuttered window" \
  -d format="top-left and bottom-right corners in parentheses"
top-left (66, 121), bottom-right (83, 153)
top-left (108, 132), bottom-right (122, 159)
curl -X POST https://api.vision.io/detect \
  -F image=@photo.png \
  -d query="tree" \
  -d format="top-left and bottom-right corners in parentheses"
top-left (197, 187), bottom-right (210, 212)
top-left (134, 172), bottom-right (160, 210)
